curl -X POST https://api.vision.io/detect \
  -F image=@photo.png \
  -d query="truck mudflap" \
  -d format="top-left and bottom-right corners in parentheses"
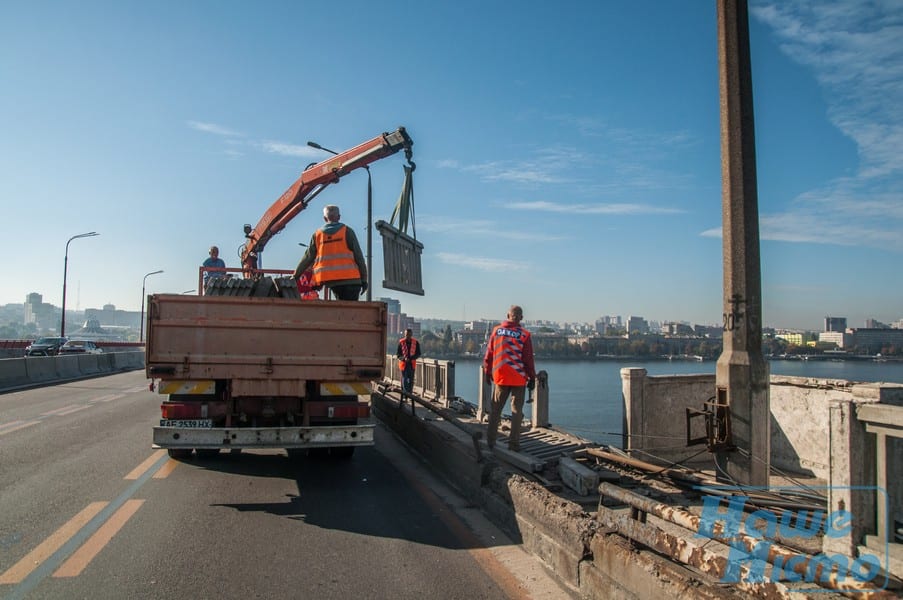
top-left (152, 424), bottom-right (374, 450)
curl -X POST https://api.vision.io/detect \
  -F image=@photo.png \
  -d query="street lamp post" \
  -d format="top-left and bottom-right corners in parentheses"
top-left (307, 140), bottom-right (373, 301)
top-left (61, 232), bottom-right (99, 338)
top-left (139, 270), bottom-right (164, 343)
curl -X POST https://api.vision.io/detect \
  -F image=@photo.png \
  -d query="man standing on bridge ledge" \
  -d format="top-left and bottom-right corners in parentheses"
top-left (483, 305), bottom-right (535, 452)
top-left (292, 204), bottom-right (367, 301)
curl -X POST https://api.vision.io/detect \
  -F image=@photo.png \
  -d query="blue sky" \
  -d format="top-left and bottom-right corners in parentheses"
top-left (1, 0), bottom-right (900, 331)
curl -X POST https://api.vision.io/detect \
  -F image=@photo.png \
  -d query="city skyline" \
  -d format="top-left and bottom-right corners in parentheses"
top-left (2, 2), bottom-right (901, 331)
top-left (6, 291), bottom-right (899, 336)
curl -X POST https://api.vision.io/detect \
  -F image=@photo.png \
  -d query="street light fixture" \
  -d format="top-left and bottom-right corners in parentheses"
top-left (60, 231), bottom-right (99, 338)
top-left (307, 140), bottom-right (373, 301)
top-left (139, 270), bottom-right (164, 343)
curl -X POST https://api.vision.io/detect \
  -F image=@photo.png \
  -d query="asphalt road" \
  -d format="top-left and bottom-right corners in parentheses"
top-left (0, 371), bottom-right (572, 600)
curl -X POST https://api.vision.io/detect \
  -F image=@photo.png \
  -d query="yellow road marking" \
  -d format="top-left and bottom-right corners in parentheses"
top-left (0, 421), bottom-right (40, 436)
top-left (0, 502), bottom-right (107, 584)
top-left (53, 499), bottom-right (144, 578)
top-left (405, 473), bottom-right (529, 599)
top-left (55, 405), bottom-right (90, 416)
top-left (124, 450), bottom-right (167, 480)
top-left (40, 405), bottom-right (80, 417)
top-left (152, 459), bottom-right (180, 479)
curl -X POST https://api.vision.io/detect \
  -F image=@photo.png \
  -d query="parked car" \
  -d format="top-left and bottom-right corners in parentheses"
top-left (25, 337), bottom-right (69, 357)
top-left (59, 340), bottom-right (103, 355)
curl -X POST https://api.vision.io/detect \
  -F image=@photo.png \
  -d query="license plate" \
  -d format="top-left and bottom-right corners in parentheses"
top-left (159, 419), bottom-right (213, 428)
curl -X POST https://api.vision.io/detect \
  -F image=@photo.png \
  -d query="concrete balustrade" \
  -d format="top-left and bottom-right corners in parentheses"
top-left (0, 350), bottom-right (146, 393)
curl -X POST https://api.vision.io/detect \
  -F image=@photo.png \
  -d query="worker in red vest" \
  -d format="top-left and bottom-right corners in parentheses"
top-left (396, 328), bottom-right (421, 393)
top-left (483, 305), bottom-right (536, 452)
top-left (292, 204), bottom-right (367, 301)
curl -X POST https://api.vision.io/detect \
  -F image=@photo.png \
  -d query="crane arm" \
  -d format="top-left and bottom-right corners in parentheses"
top-left (240, 126), bottom-right (414, 272)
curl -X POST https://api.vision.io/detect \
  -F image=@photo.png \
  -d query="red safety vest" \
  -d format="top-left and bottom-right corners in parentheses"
top-left (312, 225), bottom-right (360, 285)
top-left (295, 269), bottom-right (319, 300)
top-left (488, 324), bottom-right (530, 386)
top-left (398, 338), bottom-right (419, 371)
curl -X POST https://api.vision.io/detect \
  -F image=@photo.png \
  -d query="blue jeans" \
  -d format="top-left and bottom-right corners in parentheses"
top-left (401, 365), bottom-right (415, 392)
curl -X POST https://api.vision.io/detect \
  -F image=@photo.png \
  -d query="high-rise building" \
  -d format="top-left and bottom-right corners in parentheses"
top-left (824, 316), bottom-right (847, 332)
top-left (379, 297), bottom-right (401, 315)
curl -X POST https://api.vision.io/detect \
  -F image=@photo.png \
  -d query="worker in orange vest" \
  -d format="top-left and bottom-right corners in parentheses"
top-left (482, 305), bottom-right (536, 452)
top-left (292, 204), bottom-right (367, 301)
top-left (396, 328), bottom-right (421, 393)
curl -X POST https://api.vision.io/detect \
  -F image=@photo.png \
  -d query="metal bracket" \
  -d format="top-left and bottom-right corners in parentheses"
top-left (685, 400), bottom-right (734, 452)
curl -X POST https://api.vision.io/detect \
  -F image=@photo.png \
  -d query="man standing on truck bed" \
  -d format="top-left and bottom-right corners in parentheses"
top-left (292, 204), bottom-right (368, 301)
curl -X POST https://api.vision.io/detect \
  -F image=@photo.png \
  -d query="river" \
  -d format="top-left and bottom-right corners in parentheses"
top-left (451, 358), bottom-right (903, 447)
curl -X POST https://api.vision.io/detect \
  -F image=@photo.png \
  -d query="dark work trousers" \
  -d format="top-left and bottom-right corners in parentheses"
top-left (329, 284), bottom-right (362, 301)
top-left (486, 384), bottom-right (527, 451)
top-left (401, 362), bottom-right (415, 393)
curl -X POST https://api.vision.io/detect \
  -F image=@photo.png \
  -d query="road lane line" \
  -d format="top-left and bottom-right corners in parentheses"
top-left (124, 450), bottom-right (167, 480)
top-left (3, 451), bottom-right (170, 600)
top-left (55, 405), bottom-right (91, 417)
top-left (40, 405), bottom-right (80, 417)
top-left (0, 502), bottom-right (108, 584)
top-left (0, 421), bottom-right (40, 436)
top-left (52, 500), bottom-right (145, 578)
top-left (152, 458), bottom-right (180, 479)
top-left (90, 393), bottom-right (124, 403)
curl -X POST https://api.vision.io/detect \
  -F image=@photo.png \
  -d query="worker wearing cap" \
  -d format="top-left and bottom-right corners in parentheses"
top-left (292, 205), bottom-right (367, 301)
top-left (483, 305), bottom-right (536, 452)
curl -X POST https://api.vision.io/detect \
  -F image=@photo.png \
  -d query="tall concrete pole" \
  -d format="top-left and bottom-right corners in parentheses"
top-left (715, 0), bottom-right (770, 486)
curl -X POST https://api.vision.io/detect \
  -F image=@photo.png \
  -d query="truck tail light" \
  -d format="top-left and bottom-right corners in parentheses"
top-left (161, 402), bottom-right (202, 419)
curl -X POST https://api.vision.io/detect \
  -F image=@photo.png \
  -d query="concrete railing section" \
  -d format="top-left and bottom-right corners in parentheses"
top-left (0, 351), bottom-right (146, 392)
top-left (621, 367), bottom-right (903, 576)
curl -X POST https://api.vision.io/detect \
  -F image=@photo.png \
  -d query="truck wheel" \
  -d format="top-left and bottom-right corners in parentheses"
top-left (330, 446), bottom-right (355, 459)
top-left (167, 448), bottom-right (192, 459)
top-left (195, 449), bottom-right (220, 458)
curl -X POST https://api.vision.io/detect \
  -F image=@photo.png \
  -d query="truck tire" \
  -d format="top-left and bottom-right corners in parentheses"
top-left (168, 448), bottom-right (192, 459)
top-left (195, 449), bottom-right (220, 458)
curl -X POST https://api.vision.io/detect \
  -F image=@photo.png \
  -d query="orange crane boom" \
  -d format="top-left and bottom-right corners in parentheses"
top-left (240, 126), bottom-right (414, 273)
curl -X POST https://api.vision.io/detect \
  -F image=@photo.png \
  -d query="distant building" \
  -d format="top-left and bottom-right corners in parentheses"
top-left (663, 322), bottom-right (694, 336)
top-left (379, 297), bottom-right (401, 315)
top-left (776, 332), bottom-right (804, 346)
top-left (24, 293), bottom-right (57, 331)
top-left (818, 331), bottom-right (851, 349)
top-left (626, 316), bottom-right (648, 335)
top-left (824, 316), bottom-right (847, 332)
top-left (85, 304), bottom-right (141, 329)
top-left (694, 324), bottom-right (723, 338)
top-left (387, 311), bottom-right (420, 338)
top-left (848, 328), bottom-right (903, 353)
top-left (864, 318), bottom-right (889, 329)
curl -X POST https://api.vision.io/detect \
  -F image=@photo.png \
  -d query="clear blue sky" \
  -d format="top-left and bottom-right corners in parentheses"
top-left (2, 1), bottom-right (900, 331)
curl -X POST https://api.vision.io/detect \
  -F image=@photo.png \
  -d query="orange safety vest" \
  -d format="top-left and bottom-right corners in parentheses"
top-left (489, 325), bottom-right (530, 386)
top-left (311, 225), bottom-right (361, 285)
top-left (398, 338), bottom-right (419, 371)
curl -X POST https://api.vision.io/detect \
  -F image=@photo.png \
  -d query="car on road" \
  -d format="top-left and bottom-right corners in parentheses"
top-left (59, 340), bottom-right (103, 355)
top-left (25, 337), bottom-right (69, 357)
